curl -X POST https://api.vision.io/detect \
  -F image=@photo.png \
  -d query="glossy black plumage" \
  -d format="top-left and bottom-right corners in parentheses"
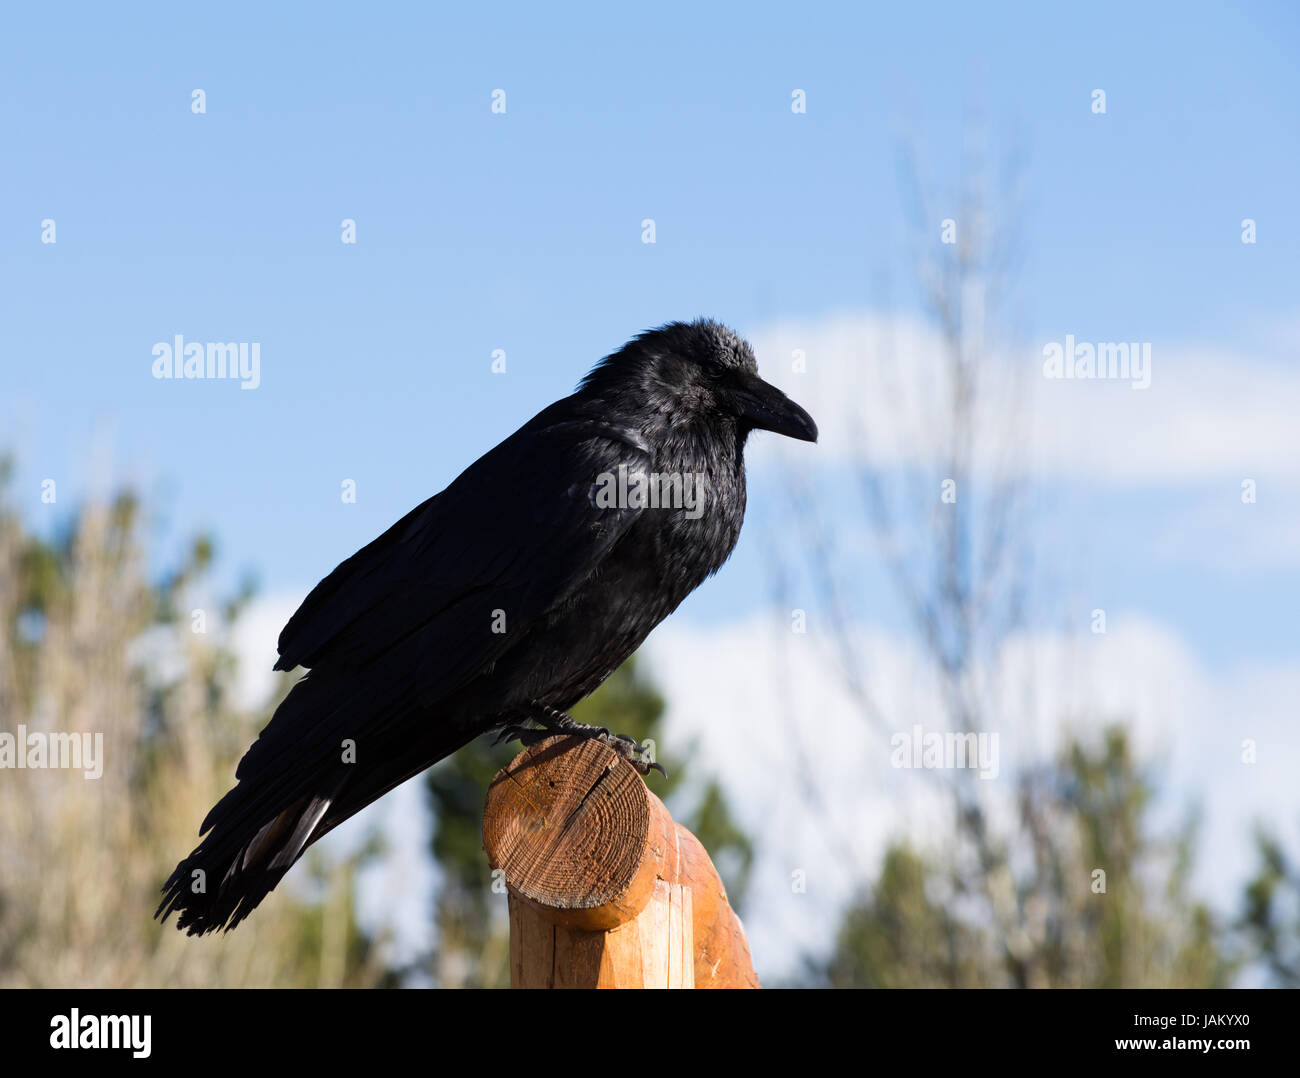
top-left (157, 318), bottom-right (816, 934)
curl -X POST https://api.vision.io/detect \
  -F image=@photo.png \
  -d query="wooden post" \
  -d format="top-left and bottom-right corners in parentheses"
top-left (482, 734), bottom-right (760, 989)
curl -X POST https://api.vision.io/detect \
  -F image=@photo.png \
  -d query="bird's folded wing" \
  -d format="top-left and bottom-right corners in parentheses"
top-left (214, 409), bottom-right (648, 796)
top-left (273, 404), bottom-right (648, 691)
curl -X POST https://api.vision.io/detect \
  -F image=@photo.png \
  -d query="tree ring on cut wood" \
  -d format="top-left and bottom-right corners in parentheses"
top-left (482, 735), bottom-right (678, 932)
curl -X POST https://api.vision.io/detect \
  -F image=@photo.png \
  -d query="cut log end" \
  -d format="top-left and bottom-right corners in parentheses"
top-left (483, 734), bottom-right (759, 988)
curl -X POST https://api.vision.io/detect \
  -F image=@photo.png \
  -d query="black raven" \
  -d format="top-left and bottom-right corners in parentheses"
top-left (157, 318), bottom-right (816, 934)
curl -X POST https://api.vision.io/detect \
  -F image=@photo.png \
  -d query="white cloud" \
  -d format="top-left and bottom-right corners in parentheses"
top-left (642, 610), bottom-right (1300, 983)
top-left (751, 313), bottom-right (1300, 486)
top-left (640, 616), bottom-right (950, 980)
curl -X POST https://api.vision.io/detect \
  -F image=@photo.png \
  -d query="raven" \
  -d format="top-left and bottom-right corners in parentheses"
top-left (157, 318), bottom-right (816, 934)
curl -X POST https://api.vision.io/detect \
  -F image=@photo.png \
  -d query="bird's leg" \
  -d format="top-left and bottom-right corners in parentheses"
top-left (490, 706), bottom-right (595, 751)
top-left (522, 703), bottom-right (667, 777)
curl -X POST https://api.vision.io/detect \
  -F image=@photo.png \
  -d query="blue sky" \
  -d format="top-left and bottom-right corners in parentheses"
top-left (1, 0), bottom-right (1294, 693)
top-left (3, 0), bottom-right (1298, 981)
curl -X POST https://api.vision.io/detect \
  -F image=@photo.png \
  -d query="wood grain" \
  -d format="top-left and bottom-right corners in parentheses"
top-left (485, 734), bottom-right (758, 989)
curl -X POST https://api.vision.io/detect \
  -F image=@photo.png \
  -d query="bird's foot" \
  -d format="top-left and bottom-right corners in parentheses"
top-left (597, 730), bottom-right (667, 778)
top-left (529, 705), bottom-right (667, 778)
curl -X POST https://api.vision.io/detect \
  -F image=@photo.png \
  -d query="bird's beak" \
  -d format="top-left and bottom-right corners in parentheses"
top-left (727, 371), bottom-right (818, 442)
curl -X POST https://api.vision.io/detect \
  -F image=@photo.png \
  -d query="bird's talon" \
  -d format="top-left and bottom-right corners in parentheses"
top-left (528, 708), bottom-right (660, 776)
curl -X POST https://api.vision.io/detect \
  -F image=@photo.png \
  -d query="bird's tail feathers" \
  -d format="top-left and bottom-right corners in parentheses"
top-left (156, 779), bottom-right (345, 936)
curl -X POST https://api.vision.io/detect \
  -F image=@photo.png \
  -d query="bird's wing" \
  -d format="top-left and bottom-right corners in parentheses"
top-left (162, 406), bottom-right (651, 932)
top-left (222, 403), bottom-right (648, 794)
top-left (273, 399), bottom-right (648, 690)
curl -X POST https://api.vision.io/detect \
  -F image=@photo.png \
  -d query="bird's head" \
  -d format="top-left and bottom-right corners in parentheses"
top-left (579, 319), bottom-right (818, 444)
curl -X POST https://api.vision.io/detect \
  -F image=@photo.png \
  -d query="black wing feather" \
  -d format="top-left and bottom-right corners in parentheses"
top-left (238, 399), bottom-right (648, 784)
top-left (159, 400), bottom-right (651, 933)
